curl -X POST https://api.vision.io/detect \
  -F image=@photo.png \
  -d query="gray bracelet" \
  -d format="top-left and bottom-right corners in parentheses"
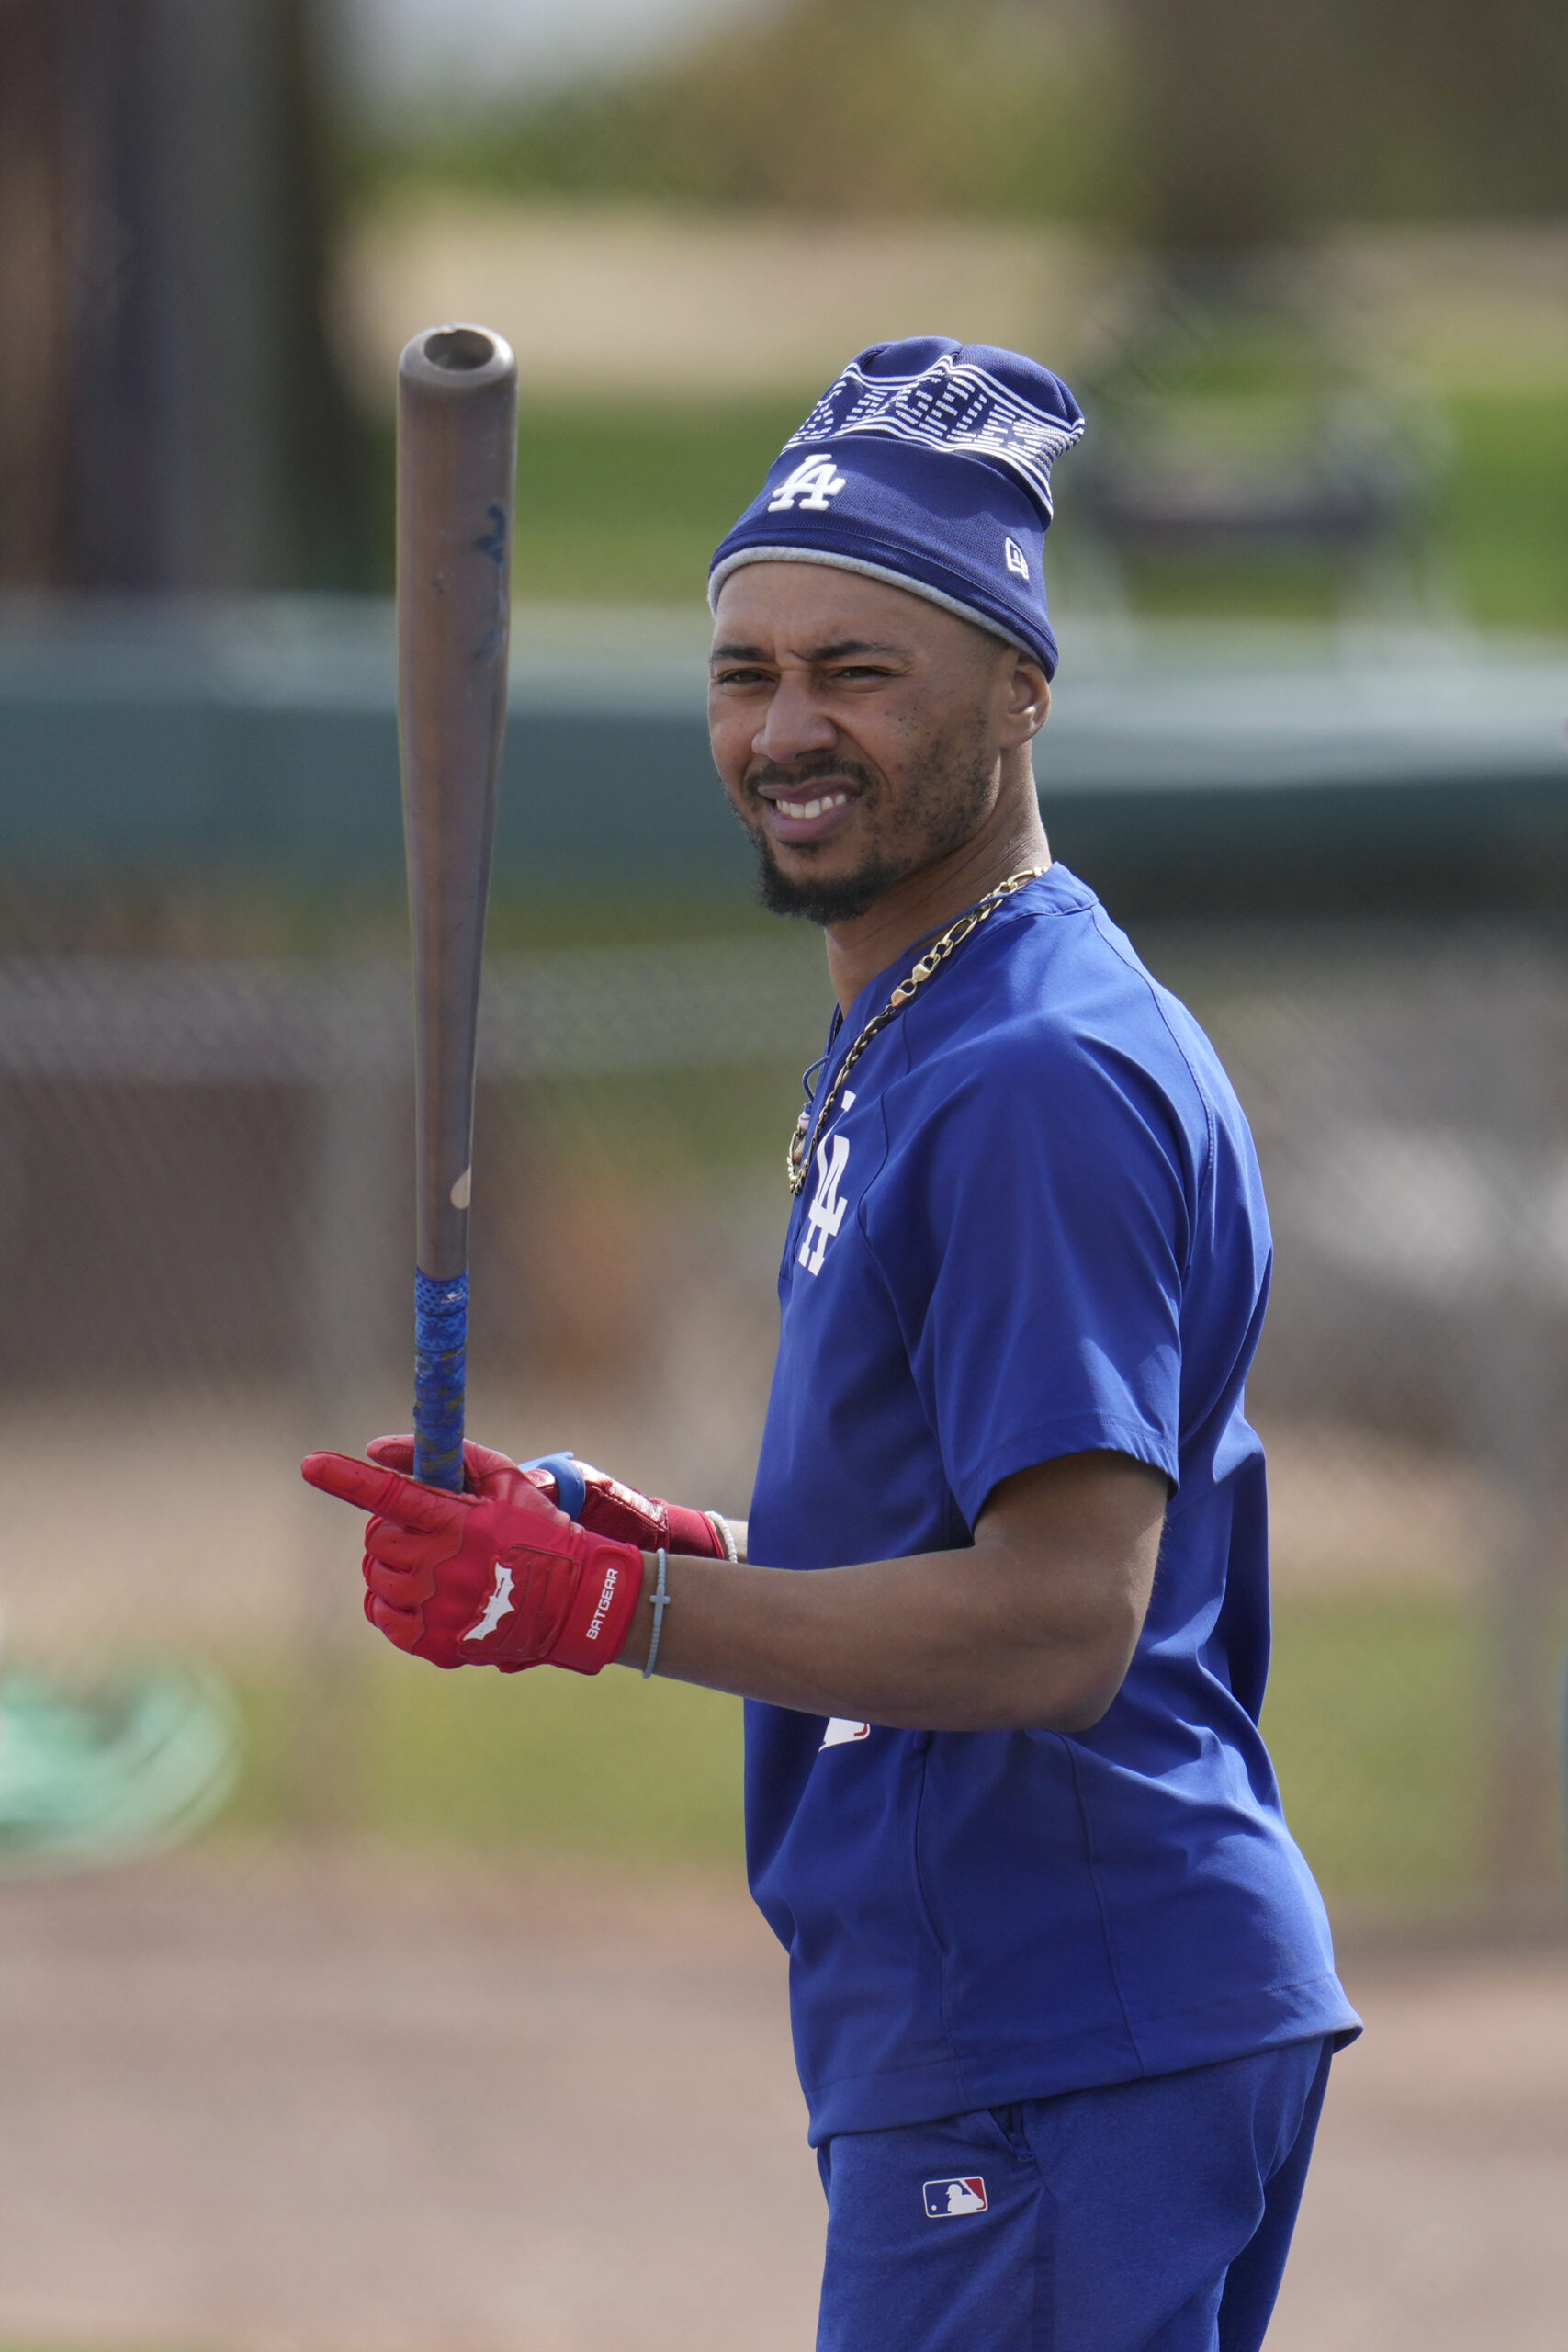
top-left (641, 1547), bottom-right (671, 1679)
top-left (705, 1510), bottom-right (739, 1564)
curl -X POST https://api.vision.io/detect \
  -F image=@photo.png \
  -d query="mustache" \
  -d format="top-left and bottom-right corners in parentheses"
top-left (743, 752), bottom-right (881, 798)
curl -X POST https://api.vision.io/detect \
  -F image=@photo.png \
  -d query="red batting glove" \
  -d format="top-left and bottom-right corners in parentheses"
top-left (365, 1436), bottom-right (731, 1560)
top-left (299, 1449), bottom-right (645, 1675)
top-left (563, 1461), bottom-right (732, 1559)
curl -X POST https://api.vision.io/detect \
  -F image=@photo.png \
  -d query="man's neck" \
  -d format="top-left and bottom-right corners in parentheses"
top-left (822, 800), bottom-right (1051, 1014)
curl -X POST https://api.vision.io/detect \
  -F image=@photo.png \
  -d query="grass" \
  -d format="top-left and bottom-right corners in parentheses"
top-left (362, 1657), bottom-right (746, 1861)
top-left (350, 371), bottom-right (1568, 628)
top-left (223, 1654), bottom-right (747, 1866)
top-left (217, 1591), bottom-right (1510, 1913)
top-left (1438, 389), bottom-right (1568, 631)
top-left (1262, 1593), bottom-right (1487, 1907)
top-left (470, 383), bottom-right (1568, 630)
top-left (511, 390), bottom-right (816, 604)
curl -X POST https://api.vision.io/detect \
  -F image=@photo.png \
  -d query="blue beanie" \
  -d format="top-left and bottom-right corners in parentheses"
top-left (708, 338), bottom-right (1084, 678)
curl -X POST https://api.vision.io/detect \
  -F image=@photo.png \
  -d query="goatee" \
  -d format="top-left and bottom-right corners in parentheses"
top-left (751, 839), bottom-right (912, 925)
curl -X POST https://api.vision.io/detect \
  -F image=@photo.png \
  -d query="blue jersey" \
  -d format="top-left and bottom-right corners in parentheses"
top-left (745, 865), bottom-right (1359, 2145)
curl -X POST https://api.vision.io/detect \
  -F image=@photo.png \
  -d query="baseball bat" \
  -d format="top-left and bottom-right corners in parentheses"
top-left (398, 322), bottom-right (518, 1489)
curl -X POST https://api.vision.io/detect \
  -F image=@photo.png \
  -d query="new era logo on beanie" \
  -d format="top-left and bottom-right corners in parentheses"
top-left (709, 338), bottom-right (1083, 679)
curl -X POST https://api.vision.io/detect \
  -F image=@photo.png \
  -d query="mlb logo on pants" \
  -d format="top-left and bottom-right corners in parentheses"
top-left (923, 2176), bottom-right (987, 2218)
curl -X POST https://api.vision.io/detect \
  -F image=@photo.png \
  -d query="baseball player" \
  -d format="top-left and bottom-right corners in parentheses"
top-left (306, 338), bottom-right (1360, 2351)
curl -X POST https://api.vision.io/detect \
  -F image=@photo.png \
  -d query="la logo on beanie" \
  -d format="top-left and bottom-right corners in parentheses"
top-left (768, 455), bottom-right (848, 514)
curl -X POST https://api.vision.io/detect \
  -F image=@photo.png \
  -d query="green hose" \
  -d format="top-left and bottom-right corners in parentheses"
top-left (0, 1663), bottom-right (239, 1870)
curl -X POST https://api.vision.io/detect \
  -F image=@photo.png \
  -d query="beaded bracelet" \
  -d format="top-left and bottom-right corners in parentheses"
top-left (641, 1547), bottom-right (671, 1680)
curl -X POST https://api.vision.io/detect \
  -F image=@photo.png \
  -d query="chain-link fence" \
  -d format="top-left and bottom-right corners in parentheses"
top-left (1, 886), bottom-right (1563, 1922)
top-left (1166, 922), bottom-right (1568, 1922)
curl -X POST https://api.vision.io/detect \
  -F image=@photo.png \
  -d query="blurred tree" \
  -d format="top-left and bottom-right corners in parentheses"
top-left (374, 0), bottom-right (1568, 232)
top-left (1351, 0), bottom-right (1568, 220)
top-left (1121, 0), bottom-right (1568, 247)
top-left (374, 0), bottom-right (1125, 220)
top-left (0, 0), bottom-right (375, 592)
top-left (1120, 0), bottom-right (1327, 249)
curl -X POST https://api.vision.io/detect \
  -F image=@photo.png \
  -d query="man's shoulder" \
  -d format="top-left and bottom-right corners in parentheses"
top-left (911, 871), bottom-right (1214, 1109)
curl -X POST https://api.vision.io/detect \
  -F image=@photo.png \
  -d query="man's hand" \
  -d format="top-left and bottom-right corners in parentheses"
top-left (299, 1449), bottom-right (644, 1675)
top-left (365, 1435), bottom-right (736, 1560)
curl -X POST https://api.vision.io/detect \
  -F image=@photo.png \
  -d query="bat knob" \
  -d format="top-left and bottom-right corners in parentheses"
top-left (400, 324), bottom-right (517, 400)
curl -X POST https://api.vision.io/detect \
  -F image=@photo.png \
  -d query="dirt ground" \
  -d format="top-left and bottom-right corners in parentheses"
top-left (0, 1851), bottom-right (1562, 2352)
top-left (338, 206), bottom-right (1568, 404)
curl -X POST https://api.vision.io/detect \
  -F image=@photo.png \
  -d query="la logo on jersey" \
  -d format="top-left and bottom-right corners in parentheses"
top-left (768, 455), bottom-right (848, 512)
top-left (924, 2177), bottom-right (988, 2219)
top-left (799, 1130), bottom-right (852, 1276)
top-left (1004, 536), bottom-right (1030, 579)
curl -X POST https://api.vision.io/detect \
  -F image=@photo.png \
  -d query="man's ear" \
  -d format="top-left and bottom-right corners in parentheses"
top-left (1000, 654), bottom-right (1051, 746)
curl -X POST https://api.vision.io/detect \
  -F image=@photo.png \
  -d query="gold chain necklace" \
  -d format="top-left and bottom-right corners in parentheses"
top-left (786, 865), bottom-right (1047, 1193)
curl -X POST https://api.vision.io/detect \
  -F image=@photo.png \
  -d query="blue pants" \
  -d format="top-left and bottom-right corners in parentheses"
top-left (815, 2036), bottom-right (1334, 2352)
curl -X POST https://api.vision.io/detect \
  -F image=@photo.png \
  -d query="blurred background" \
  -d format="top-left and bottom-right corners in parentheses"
top-left (1, 3), bottom-right (1566, 2347)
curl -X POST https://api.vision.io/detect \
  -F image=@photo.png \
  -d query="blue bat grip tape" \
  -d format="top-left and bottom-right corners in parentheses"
top-left (520, 1451), bottom-right (587, 1520)
top-left (413, 1268), bottom-right (468, 1490)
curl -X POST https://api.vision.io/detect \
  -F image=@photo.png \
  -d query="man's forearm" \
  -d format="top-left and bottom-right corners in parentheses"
top-left (615, 1538), bottom-right (1147, 1735)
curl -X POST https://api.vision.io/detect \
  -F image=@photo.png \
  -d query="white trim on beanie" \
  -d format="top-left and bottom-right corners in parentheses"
top-left (707, 546), bottom-right (1032, 661)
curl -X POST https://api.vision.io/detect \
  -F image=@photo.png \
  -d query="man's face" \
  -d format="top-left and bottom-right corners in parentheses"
top-left (708, 563), bottom-right (1038, 924)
